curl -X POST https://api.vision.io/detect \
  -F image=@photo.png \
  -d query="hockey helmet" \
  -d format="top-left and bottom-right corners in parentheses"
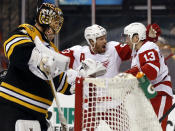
top-left (84, 24), bottom-right (107, 45)
top-left (36, 3), bottom-right (64, 34)
top-left (124, 22), bottom-right (146, 42)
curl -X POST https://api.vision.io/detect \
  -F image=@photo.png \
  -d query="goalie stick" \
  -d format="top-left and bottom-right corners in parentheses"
top-left (159, 102), bottom-right (175, 123)
top-left (47, 75), bottom-right (68, 131)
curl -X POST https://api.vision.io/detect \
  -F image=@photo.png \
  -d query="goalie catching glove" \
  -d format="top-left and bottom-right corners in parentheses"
top-left (28, 36), bottom-right (70, 80)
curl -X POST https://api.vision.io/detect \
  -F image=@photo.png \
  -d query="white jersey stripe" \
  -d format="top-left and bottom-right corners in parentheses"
top-left (155, 84), bottom-right (173, 97)
top-left (0, 86), bottom-right (50, 109)
top-left (5, 37), bottom-right (31, 52)
top-left (57, 73), bottom-right (67, 91)
top-left (147, 63), bottom-right (159, 73)
top-left (158, 96), bottom-right (166, 119)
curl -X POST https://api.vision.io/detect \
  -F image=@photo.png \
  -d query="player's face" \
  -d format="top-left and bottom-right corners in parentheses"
top-left (95, 35), bottom-right (107, 54)
top-left (125, 35), bottom-right (139, 49)
top-left (44, 27), bottom-right (55, 41)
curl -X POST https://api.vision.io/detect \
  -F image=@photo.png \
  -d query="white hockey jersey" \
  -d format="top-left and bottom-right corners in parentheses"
top-left (61, 41), bottom-right (131, 78)
top-left (130, 41), bottom-right (173, 96)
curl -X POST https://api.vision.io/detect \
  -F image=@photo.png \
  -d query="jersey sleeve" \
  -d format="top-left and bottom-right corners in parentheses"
top-left (3, 28), bottom-right (35, 71)
top-left (60, 49), bottom-right (75, 68)
top-left (60, 45), bottom-right (82, 68)
top-left (114, 43), bottom-right (132, 61)
top-left (125, 49), bottom-right (160, 80)
top-left (54, 72), bottom-right (72, 95)
top-left (138, 49), bottom-right (160, 80)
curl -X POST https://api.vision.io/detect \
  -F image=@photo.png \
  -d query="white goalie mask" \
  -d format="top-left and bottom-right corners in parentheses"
top-left (124, 22), bottom-right (146, 43)
top-left (84, 24), bottom-right (107, 46)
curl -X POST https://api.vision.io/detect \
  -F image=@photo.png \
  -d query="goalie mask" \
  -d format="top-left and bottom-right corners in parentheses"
top-left (84, 24), bottom-right (107, 46)
top-left (36, 3), bottom-right (64, 34)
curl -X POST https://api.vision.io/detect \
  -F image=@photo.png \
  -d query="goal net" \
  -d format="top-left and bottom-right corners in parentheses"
top-left (74, 73), bottom-right (162, 131)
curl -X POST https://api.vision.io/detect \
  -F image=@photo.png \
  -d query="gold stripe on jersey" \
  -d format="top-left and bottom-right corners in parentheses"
top-left (6, 39), bottom-right (32, 59)
top-left (57, 72), bottom-right (68, 92)
top-left (50, 41), bottom-right (59, 52)
top-left (0, 92), bottom-right (48, 114)
top-left (19, 24), bottom-right (59, 52)
top-left (19, 24), bottom-right (44, 43)
top-left (59, 77), bottom-right (69, 94)
top-left (59, 72), bottom-right (64, 82)
top-left (4, 35), bottom-right (29, 57)
top-left (1, 82), bottom-right (52, 105)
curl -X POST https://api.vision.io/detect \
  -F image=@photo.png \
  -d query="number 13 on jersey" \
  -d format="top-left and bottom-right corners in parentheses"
top-left (143, 51), bottom-right (156, 62)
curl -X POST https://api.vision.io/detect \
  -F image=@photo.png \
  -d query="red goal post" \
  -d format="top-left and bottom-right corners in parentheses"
top-left (74, 73), bottom-right (162, 131)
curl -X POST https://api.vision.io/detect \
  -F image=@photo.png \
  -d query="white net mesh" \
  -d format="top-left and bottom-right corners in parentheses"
top-left (75, 73), bottom-right (162, 131)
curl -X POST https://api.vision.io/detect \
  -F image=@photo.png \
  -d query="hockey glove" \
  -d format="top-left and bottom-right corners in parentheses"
top-left (78, 58), bottom-right (107, 77)
top-left (146, 23), bottom-right (161, 42)
top-left (66, 69), bottom-right (79, 94)
top-left (125, 66), bottom-right (140, 76)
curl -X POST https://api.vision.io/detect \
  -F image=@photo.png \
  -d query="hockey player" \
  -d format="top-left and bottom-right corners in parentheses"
top-left (60, 24), bottom-right (132, 130)
top-left (123, 22), bottom-right (173, 131)
top-left (61, 24), bottom-right (132, 78)
top-left (0, 3), bottom-right (73, 131)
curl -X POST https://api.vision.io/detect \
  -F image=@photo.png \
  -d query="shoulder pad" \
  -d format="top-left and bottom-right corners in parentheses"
top-left (18, 24), bottom-right (44, 42)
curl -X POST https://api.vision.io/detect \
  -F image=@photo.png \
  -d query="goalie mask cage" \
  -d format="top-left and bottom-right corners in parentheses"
top-left (74, 73), bottom-right (162, 131)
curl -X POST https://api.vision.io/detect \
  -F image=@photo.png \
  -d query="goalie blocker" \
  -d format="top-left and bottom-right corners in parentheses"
top-left (28, 36), bottom-right (70, 80)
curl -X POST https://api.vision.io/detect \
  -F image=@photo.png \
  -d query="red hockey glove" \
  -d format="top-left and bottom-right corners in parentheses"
top-left (125, 66), bottom-right (139, 76)
top-left (146, 23), bottom-right (161, 43)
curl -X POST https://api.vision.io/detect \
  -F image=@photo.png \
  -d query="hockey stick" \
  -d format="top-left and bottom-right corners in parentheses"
top-left (48, 75), bottom-right (68, 131)
top-left (165, 53), bottom-right (174, 61)
top-left (159, 102), bottom-right (175, 123)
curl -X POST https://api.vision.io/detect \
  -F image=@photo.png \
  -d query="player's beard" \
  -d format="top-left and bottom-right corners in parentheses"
top-left (97, 45), bottom-right (106, 54)
top-left (101, 45), bottom-right (106, 53)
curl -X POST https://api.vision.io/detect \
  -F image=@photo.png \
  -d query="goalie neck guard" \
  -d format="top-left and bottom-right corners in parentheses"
top-left (36, 3), bottom-right (64, 34)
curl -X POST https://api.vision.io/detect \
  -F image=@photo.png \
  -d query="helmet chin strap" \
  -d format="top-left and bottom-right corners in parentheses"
top-left (130, 37), bottom-right (140, 57)
top-left (90, 44), bottom-right (96, 54)
top-left (89, 39), bottom-right (96, 54)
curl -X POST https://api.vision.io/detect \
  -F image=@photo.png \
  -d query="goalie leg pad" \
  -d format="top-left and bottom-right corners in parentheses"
top-left (15, 120), bottom-right (41, 131)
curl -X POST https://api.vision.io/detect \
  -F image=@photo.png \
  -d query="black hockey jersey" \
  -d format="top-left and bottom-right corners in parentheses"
top-left (0, 24), bottom-right (71, 118)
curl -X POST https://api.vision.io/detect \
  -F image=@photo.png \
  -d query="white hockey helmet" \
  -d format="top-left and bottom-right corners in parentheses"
top-left (124, 22), bottom-right (146, 42)
top-left (84, 24), bottom-right (107, 45)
